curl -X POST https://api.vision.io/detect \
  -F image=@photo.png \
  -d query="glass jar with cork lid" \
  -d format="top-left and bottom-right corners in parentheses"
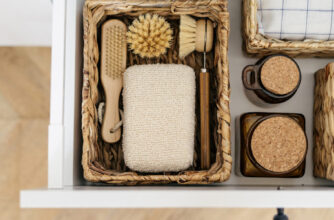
top-left (240, 113), bottom-right (308, 177)
top-left (242, 55), bottom-right (301, 105)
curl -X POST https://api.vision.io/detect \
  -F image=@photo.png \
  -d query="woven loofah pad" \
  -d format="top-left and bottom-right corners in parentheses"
top-left (122, 64), bottom-right (195, 172)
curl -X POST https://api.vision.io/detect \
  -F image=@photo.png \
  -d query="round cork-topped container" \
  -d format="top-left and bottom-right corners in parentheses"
top-left (246, 115), bottom-right (308, 176)
top-left (242, 54), bottom-right (301, 104)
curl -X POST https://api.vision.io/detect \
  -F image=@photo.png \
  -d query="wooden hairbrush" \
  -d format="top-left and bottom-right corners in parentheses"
top-left (100, 19), bottom-right (127, 143)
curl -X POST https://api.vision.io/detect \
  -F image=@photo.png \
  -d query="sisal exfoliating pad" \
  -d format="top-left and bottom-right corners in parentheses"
top-left (122, 64), bottom-right (195, 173)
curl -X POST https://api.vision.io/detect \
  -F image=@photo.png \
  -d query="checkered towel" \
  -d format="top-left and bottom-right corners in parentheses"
top-left (257, 0), bottom-right (334, 41)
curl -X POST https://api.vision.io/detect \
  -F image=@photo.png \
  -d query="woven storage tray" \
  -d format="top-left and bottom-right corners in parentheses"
top-left (82, 0), bottom-right (231, 185)
top-left (243, 0), bottom-right (334, 57)
top-left (314, 63), bottom-right (334, 181)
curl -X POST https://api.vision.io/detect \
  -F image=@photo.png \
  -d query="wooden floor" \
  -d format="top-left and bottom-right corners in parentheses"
top-left (1, 47), bottom-right (334, 219)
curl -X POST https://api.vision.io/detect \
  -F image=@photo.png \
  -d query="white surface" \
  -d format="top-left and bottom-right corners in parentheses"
top-left (63, 0), bottom-right (84, 187)
top-left (20, 186), bottom-right (334, 208)
top-left (20, 0), bottom-right (334, 208)
top-left (48, 0), bottom-right (66, 188)
top-left (0, 0), bottom-right (52, 46)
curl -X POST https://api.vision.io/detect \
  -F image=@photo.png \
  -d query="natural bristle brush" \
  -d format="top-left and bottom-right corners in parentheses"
top-left (100, 19), bottom-right (127, 143)
top-left (179, 15), bottom-right (214, 170)
top-left (127, 14), bottom-right (173, 58)
top-left (179, 15), bottom-right (213, 59)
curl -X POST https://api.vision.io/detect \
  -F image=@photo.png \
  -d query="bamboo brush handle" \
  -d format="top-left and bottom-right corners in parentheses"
top-left (200, 70), bottom-right (211, 170)
top-left (101, 78), bottom-right (123, 143)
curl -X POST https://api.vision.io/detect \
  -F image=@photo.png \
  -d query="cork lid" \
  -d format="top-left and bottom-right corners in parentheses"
top-left (250, 116), bottom-right (307, 173)
top-left (260, 56), bottom-right (300, 95)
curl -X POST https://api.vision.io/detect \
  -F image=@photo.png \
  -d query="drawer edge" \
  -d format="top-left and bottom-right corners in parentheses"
top-left (20, 187), bottom-right (334, 208)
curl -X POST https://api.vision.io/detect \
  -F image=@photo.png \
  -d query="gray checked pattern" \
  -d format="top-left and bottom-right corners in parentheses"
top-left (258, 0), bottom-right (334, 41)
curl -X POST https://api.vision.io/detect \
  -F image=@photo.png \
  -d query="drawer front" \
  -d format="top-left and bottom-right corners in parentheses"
top-left (20, 187), bottom-right (334, 208)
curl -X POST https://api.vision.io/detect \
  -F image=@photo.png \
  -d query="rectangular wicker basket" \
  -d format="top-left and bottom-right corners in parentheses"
top-left (243, 0), bottom-right (334, 57)
top-left (81, 0), bottom-right (232, 185)
top-left (314, 63), bottom-right (334, 181)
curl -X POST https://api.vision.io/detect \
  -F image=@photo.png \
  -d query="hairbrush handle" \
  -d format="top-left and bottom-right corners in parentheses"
top-left (101, 78), bottom-right (123, 143)
top-left (200, 69), bottom-right (211, 170)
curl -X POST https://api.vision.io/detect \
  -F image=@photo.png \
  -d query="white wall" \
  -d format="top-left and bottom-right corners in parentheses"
top-left (0, 0), bottom-right (52, 46)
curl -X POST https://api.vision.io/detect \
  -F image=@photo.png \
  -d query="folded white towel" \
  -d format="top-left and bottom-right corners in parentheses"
top-left (257, 0), bottom-right (334, 41)
top-left (122, 64), bottom-right (195, 173)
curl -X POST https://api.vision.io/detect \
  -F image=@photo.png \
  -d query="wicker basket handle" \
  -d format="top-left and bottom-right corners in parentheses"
top-left (242, 65), bottom-right (261, 90)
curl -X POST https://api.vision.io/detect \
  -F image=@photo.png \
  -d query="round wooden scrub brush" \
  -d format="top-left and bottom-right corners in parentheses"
top-left (126, 14), bottom-right (173, 58)
top-left (179, 15), bottom-right (213, 59)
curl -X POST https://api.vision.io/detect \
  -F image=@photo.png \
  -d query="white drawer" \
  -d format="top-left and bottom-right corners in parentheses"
top-left (20, 0), bottom-right (334, 208)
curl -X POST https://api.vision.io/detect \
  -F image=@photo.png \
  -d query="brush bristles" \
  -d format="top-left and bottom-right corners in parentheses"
top-left (104, 25), bottom-right (126, 79)
top-left (127, 14), bottom-right (173, 58)
top-left (179, 15), bottom-right (197, 59)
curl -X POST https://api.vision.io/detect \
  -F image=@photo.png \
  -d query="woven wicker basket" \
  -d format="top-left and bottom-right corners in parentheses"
top-left (243, 0), bottom-right (334, 57)
top-left (314, 63), bottom-right (334, 181)
top-left (81, 0), bottom-right (232, 185)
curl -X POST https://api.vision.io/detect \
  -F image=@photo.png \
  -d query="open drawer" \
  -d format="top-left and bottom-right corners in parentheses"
top-left (20, 0), bottom-right (334, 208)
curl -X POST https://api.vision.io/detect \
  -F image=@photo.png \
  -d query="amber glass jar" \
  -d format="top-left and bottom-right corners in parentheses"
top-left (240, 113), bottom-right (307, 177)
top-left (242, 55), bottom-right (301, 105)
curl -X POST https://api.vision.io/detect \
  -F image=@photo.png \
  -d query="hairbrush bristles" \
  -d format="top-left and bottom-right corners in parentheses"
top-left (127, 14), bottom-right (173, 58)
top-left (104, 25), bottom-right (126, 79)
